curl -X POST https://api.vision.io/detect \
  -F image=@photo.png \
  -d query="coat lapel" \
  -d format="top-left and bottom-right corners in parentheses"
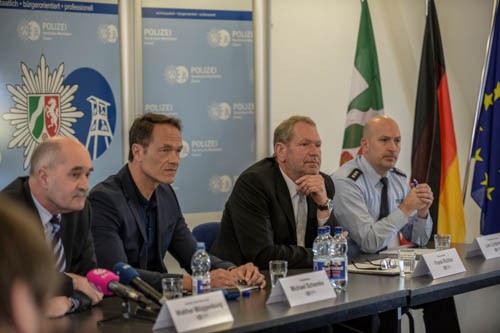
top-left (117, 166), bottom-right (148, 241)
top-left (272, 162), bottom-right (297, 239)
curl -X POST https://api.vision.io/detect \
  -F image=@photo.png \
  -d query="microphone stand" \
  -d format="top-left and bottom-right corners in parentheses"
top-left (98, 297), bottom-right (158, 325)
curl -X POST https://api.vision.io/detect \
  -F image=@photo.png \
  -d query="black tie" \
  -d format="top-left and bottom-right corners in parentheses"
top-left (50, 215), bottom-right (66, 272)
top-left (379, 177), bottom-right (389, 220)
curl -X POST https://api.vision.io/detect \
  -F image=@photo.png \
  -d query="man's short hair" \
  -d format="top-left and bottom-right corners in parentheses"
top-left (29, 140), bottom-right (62, 176)
top-left (0, 194), bottom-right (58, 324)
top-left (128, 113), bottom-right (182, 162)
top-left (273, 115), bottom-right (316, 147)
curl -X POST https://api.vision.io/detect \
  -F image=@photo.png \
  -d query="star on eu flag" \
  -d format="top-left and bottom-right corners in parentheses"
top-left (480, 173), bottom-right (495, 200)
top-left (484, 92), bottom-right (494, 111)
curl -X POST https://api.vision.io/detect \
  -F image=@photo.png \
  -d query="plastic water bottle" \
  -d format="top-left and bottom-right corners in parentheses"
top-left (191, 242), bottom-right (211, 295)
top-left (313, 226), bottom-right (332, 281)
top-left (331, 226), bottom-right (348, 290)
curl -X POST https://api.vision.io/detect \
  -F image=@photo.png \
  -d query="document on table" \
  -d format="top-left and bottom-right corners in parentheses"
top-left (380, 248), bottom-right (437, 258)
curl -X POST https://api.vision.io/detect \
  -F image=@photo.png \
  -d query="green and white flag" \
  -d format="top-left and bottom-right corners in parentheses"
top-left (340, 0), bottom-right (384, 165)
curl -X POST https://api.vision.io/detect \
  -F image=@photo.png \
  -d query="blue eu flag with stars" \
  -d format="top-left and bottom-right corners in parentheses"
top-left (471, 2), bottom-right (500, 235)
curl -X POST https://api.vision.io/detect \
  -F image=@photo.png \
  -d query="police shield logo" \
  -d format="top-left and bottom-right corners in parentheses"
top-left (28, 94), bottom-right (60, 141)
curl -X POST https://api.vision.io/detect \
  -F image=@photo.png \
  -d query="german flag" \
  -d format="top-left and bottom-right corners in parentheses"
top-left (411, 0), bottom-right (466, 242)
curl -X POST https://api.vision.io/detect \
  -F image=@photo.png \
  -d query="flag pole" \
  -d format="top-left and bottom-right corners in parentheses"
top-left (462, 0), bottom-right (499, 203)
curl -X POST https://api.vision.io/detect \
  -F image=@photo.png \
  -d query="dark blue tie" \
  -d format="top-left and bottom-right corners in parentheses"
top-left (379, 177), bottom-right (389, 220)
top-left (50, 215), bottom-right (66, 272)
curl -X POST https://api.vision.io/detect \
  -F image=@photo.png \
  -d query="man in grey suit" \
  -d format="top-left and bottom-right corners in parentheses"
top-left (211, 116), bottom-right (336, 269)
top-left (89, 113), bottom-right (265, 291)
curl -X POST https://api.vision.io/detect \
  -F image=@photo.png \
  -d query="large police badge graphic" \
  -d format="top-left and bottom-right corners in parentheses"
top-left (2, 55), bottom-right (84, 169)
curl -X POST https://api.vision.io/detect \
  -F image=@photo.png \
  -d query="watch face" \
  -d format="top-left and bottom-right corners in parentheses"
top-left (327, 199), bottom-right (334, 210)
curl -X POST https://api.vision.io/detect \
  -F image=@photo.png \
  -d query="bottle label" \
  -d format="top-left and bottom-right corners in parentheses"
top-left (193, 277), bottom-right (211, 295)
top-left (313, 259), bottom-right (332, 279)
top-left (330, 259), bottom-right (346, 280)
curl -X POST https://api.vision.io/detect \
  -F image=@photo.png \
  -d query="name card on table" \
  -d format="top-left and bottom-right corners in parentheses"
top-left (465, 232), bottom-right (500, 260)
top-left (412, 248), bottom-right (466, 279)
top-left (153, 290), bottom-right (233, 332)
top-left (266, 270), bottom-right (336, 307)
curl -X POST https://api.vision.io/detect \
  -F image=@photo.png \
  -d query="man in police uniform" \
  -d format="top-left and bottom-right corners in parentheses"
top-left (332, 115), bottom-right (432, 254)
top-left (332, 115), bottom-right (460, 332)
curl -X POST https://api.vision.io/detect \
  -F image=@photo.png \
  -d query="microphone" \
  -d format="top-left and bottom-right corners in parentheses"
top-left (86, 268), bottom-right (158, 310)
top-left (112, 262), bottom-right (164, 305)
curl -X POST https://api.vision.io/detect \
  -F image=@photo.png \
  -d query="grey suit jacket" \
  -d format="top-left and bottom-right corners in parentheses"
top-left (89, 165), bottom-right (234, 290)
top-left (211, 157), bottom-right (337, 269)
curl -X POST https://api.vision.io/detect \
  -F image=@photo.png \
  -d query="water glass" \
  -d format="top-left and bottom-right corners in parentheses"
top-left (269, 260), bottom-right (288, 287)
top-left (162, 277), bottom-right (183, 300)
top-left (398, 249), bottom-right (416, 277)
top-left (434, 234), bottom-right (451, 251)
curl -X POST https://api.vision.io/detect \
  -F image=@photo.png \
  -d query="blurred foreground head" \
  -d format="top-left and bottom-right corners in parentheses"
top-left (0, 194), bottom-right (58, 333)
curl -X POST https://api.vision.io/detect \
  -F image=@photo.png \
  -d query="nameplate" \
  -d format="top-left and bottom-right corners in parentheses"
top-left (465, 233), bottom-right (500, 260)
top-left (152, 290), bottom-right (233, 332)
top-left (266, 270), bottom-right (335, 307)
top-left (412, 248), bottom-right (466, 279)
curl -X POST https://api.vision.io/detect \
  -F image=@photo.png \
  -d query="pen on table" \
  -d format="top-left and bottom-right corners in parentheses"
top-left (412, 179), bottom-right (419, 187)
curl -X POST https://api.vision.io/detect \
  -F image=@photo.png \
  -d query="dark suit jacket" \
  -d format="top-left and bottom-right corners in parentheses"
top-left (2, 177), bottom-right (97, 296)
top-left (211, 157), bottom-right (337, 269)
top-left (89, 165), bottom-right (233, 290)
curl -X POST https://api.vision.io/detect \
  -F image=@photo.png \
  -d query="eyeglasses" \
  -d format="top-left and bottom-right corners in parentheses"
top-left (351, 258), bottom-right (398, 271)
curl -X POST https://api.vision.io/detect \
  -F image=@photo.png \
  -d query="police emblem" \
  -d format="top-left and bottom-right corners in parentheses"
top-left (2, 55), bottom-right (84, 169)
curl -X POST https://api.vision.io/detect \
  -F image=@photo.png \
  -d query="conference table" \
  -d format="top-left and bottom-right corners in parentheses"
top-left (48, 243), bottom-right (500, 333)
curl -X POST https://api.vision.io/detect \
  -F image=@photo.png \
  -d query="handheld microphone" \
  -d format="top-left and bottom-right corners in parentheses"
top-left (112, 262), bottom-right (164, 305)
top-left (86, 268), bottom-right (158, 309)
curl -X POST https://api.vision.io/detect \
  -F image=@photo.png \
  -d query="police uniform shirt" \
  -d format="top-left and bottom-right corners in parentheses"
top-left (331, 156), bottom-right (432, 254)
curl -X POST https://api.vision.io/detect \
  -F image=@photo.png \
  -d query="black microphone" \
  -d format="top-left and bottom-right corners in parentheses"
top-left (86, 268), bottom-right (158, 310)
top-left (112, 262), bottom-right (164, 305)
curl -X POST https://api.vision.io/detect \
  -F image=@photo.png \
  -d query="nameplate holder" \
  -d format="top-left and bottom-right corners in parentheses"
top-left (412, 248), bottom-right (466, 279)
top-left (266, 270), bottom-right (335, 307)
top-left (465, 232), bottom-right (500, 260)
top-left (153, 290), bottom-right (233, 332)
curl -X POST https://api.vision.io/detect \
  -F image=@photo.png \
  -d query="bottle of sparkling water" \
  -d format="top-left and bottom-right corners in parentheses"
top-left (331, 226), bottom-right (348, 290)
top-left (191, 242), bottom-right (211, 295)
top-left (313, 226), bottom-right (332, 281)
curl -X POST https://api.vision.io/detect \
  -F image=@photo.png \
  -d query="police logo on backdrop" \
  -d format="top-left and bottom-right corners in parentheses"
top-left (208, 102), bottom-right (231, 120)
top-left (180, 140), bottom-right (190, 159)
top-left (165, 65), bottom-right (189, 84)
top-left (207, 29), bottom-right (231, 48)
top-left (98, 24), bottom-right (118, 44)
top-left (2, 55), bottom-right (116, 169)
top-left (17, 20), bottom-right (41, 41)
top-left (209, 175), bottom-right (233, 193)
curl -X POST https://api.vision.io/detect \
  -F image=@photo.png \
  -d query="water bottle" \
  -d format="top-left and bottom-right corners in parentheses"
top-left (331, 226), bottom-right (348, 290)
top-left (313, 226), bottom-right (332, 281)
top-left (191, 242), bottom-right (211, 295)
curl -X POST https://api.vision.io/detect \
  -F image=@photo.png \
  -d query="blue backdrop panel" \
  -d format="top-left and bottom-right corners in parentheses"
top-left (142, 7), bottom-right (255, 213)
top-left (0, 0), bottom-right (122, 188)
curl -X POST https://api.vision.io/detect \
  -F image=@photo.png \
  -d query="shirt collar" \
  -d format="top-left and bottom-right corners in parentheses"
top-left (30, 192), bottom-right (54, 228)
top-left (279, 166), bottom-right (301, 198)
top-left (359, 155), bottom-right (386, 187)
top-left (126, 166), bottom-right (157, 208)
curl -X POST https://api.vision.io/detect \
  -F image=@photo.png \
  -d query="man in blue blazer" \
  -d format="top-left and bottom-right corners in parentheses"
top-left (89, 113), bottom-right (265, 291)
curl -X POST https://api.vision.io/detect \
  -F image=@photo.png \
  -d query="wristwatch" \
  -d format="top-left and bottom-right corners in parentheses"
top-left (317, 198), bottom-right (333, 211)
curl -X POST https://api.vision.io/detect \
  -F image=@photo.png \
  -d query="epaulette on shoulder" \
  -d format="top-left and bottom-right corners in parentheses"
top-left (347, 168), bottom-right (363, 181)
top-left (391, 167), bottom-right (407, 178)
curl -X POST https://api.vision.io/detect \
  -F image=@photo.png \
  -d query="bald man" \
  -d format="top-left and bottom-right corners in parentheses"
top-left (332, 115), bottom-right (460, 332)
top-left (2, 137), bottom-right (103, 317)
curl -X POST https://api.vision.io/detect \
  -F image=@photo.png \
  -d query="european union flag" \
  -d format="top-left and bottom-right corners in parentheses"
top-left (471, 3), bottom-right (500, 235)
